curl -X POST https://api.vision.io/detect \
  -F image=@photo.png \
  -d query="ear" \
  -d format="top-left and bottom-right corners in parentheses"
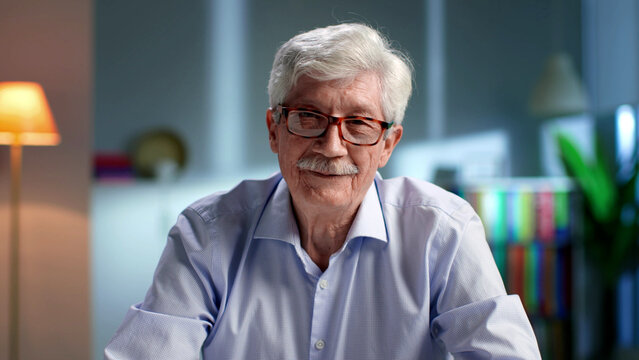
top-left (266, 108), bottom-right (279, 154)
top-left (378, 124), bottom-right (403, 168)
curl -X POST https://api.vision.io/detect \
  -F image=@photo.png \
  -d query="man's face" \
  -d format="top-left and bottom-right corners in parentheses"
top-left (266, 72), bottom-right (403, 213)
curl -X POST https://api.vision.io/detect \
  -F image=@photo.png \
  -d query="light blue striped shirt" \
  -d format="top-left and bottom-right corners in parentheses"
top-left (105, 173), bottom-right (540, 359)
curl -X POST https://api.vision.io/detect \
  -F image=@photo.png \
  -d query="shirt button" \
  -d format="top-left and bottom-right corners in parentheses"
top-left (315, 339), bottom-right (326, 350)
top-left (319, 279), bottom-right (328, 289)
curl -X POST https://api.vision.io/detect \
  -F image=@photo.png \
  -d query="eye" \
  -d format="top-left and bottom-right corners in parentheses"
top-left (345, 118), bottom-right (376, 128)
top-left (290, 110), bottom-right (326, 130)
top-left (348, 119), bottom-right (368, 126)
top-left (297, 111), bottom-right (322, 119)
top-left (343, 118), bottom-right (379, 135)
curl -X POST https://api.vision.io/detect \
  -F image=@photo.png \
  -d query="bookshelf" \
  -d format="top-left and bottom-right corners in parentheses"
top-left (460, 177), bottom-right (579, 360)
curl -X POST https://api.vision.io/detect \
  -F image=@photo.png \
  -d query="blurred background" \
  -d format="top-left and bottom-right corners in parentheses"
top-left (0, 0), bottom-right (638, 359)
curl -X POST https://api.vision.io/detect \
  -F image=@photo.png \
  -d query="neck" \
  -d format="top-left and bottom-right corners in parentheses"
top-left (292, 199), bottom-right (359, 271)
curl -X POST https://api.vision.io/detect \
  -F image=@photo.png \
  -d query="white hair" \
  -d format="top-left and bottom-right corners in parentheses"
top-left (268, 23), bottom-right (413, 126)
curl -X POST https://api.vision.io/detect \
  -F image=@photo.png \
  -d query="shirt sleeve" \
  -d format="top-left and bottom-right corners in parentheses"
top-left (104, 208), bottom-right (217, 360)
top-left (430, 210), bottom-right (542, 359)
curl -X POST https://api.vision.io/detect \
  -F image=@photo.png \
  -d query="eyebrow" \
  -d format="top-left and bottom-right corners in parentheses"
top-left (286, 100), bottom-right (379, 118)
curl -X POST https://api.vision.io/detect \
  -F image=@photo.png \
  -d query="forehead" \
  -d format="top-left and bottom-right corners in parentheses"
top-left (284, 73), bottom-right (383, 116)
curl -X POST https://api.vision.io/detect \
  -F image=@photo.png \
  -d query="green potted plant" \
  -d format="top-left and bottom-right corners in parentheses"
top-left (556, 132), bottom-right (639, 357)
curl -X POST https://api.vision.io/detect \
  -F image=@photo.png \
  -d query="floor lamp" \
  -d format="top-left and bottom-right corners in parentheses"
top-left (0, 82), bottom-right (60, 360)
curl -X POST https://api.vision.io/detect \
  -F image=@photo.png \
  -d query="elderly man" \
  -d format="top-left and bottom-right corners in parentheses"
top-left (105, 23), bottom-right (540, 359)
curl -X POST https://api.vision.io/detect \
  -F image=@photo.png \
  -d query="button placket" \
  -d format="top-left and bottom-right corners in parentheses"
top-left (309, 274), bottom-right (333, 359)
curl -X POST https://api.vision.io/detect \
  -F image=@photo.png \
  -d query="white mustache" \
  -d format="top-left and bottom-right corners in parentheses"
top-left (297, 156), bottom-right (359, 175)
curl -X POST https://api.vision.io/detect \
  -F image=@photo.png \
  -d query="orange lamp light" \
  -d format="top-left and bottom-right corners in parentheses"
top-left (0, 82), bottom-right (60, 145)
top-left (0, 81), bottom-right (60, 360)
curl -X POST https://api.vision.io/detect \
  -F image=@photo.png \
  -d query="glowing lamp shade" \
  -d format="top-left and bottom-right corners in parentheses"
top-left (528, 52), bottom-right (588, 119)
top-left (0, 82), bottom-right (60, 145)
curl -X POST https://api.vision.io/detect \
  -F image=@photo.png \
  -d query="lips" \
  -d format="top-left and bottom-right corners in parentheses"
top-left (307, 169), bottom-right (342, 177)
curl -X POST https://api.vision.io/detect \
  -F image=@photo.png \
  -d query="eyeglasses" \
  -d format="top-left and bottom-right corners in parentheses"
top-left (276, 105), bottom-right (393, 146)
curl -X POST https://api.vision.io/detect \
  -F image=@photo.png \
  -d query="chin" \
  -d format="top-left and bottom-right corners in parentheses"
top-left (301, 184), bottom-right (353, 207)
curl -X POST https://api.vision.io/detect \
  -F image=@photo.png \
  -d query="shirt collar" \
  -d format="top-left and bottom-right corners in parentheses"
top-left (254, 176), bottom-right (388, 245)
top-left (344, 179), bottom-right (388, 244)
top-left (253, 178), bottom-right (299, 244)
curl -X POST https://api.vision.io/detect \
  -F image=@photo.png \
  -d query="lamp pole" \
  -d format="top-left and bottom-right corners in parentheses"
top-left (0, 82), bottom-right (59, 360)
top-left (9, 141), bottom-right (22, 360)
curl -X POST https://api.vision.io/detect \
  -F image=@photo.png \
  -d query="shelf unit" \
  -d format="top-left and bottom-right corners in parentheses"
top-left (460, 177), bottom-right (579, 360)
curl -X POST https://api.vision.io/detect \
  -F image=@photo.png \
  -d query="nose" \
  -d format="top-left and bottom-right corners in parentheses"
top-left (313, 122), bottom-right (348, 157)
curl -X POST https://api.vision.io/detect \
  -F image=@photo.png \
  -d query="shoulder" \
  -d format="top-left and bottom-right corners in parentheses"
top-left (167, 173), bottom-right (282, 255)
top-left (376, 176), bottom-right (475, 223)
top-left (185, 173), bottom-right (283, 223)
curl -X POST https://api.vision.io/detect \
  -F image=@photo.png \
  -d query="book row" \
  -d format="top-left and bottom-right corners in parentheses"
top-left (492, 243), bottom-right (571, 318)
top-left (463, 186), bottom-right (573, 245)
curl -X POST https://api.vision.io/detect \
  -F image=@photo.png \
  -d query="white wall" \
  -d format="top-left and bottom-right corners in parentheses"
top-left (0, 0), bottom-right (92, 359)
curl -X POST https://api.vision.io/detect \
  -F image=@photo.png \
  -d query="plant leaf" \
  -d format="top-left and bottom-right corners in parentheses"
top-left (556, 132), bottom-right (617, 222)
